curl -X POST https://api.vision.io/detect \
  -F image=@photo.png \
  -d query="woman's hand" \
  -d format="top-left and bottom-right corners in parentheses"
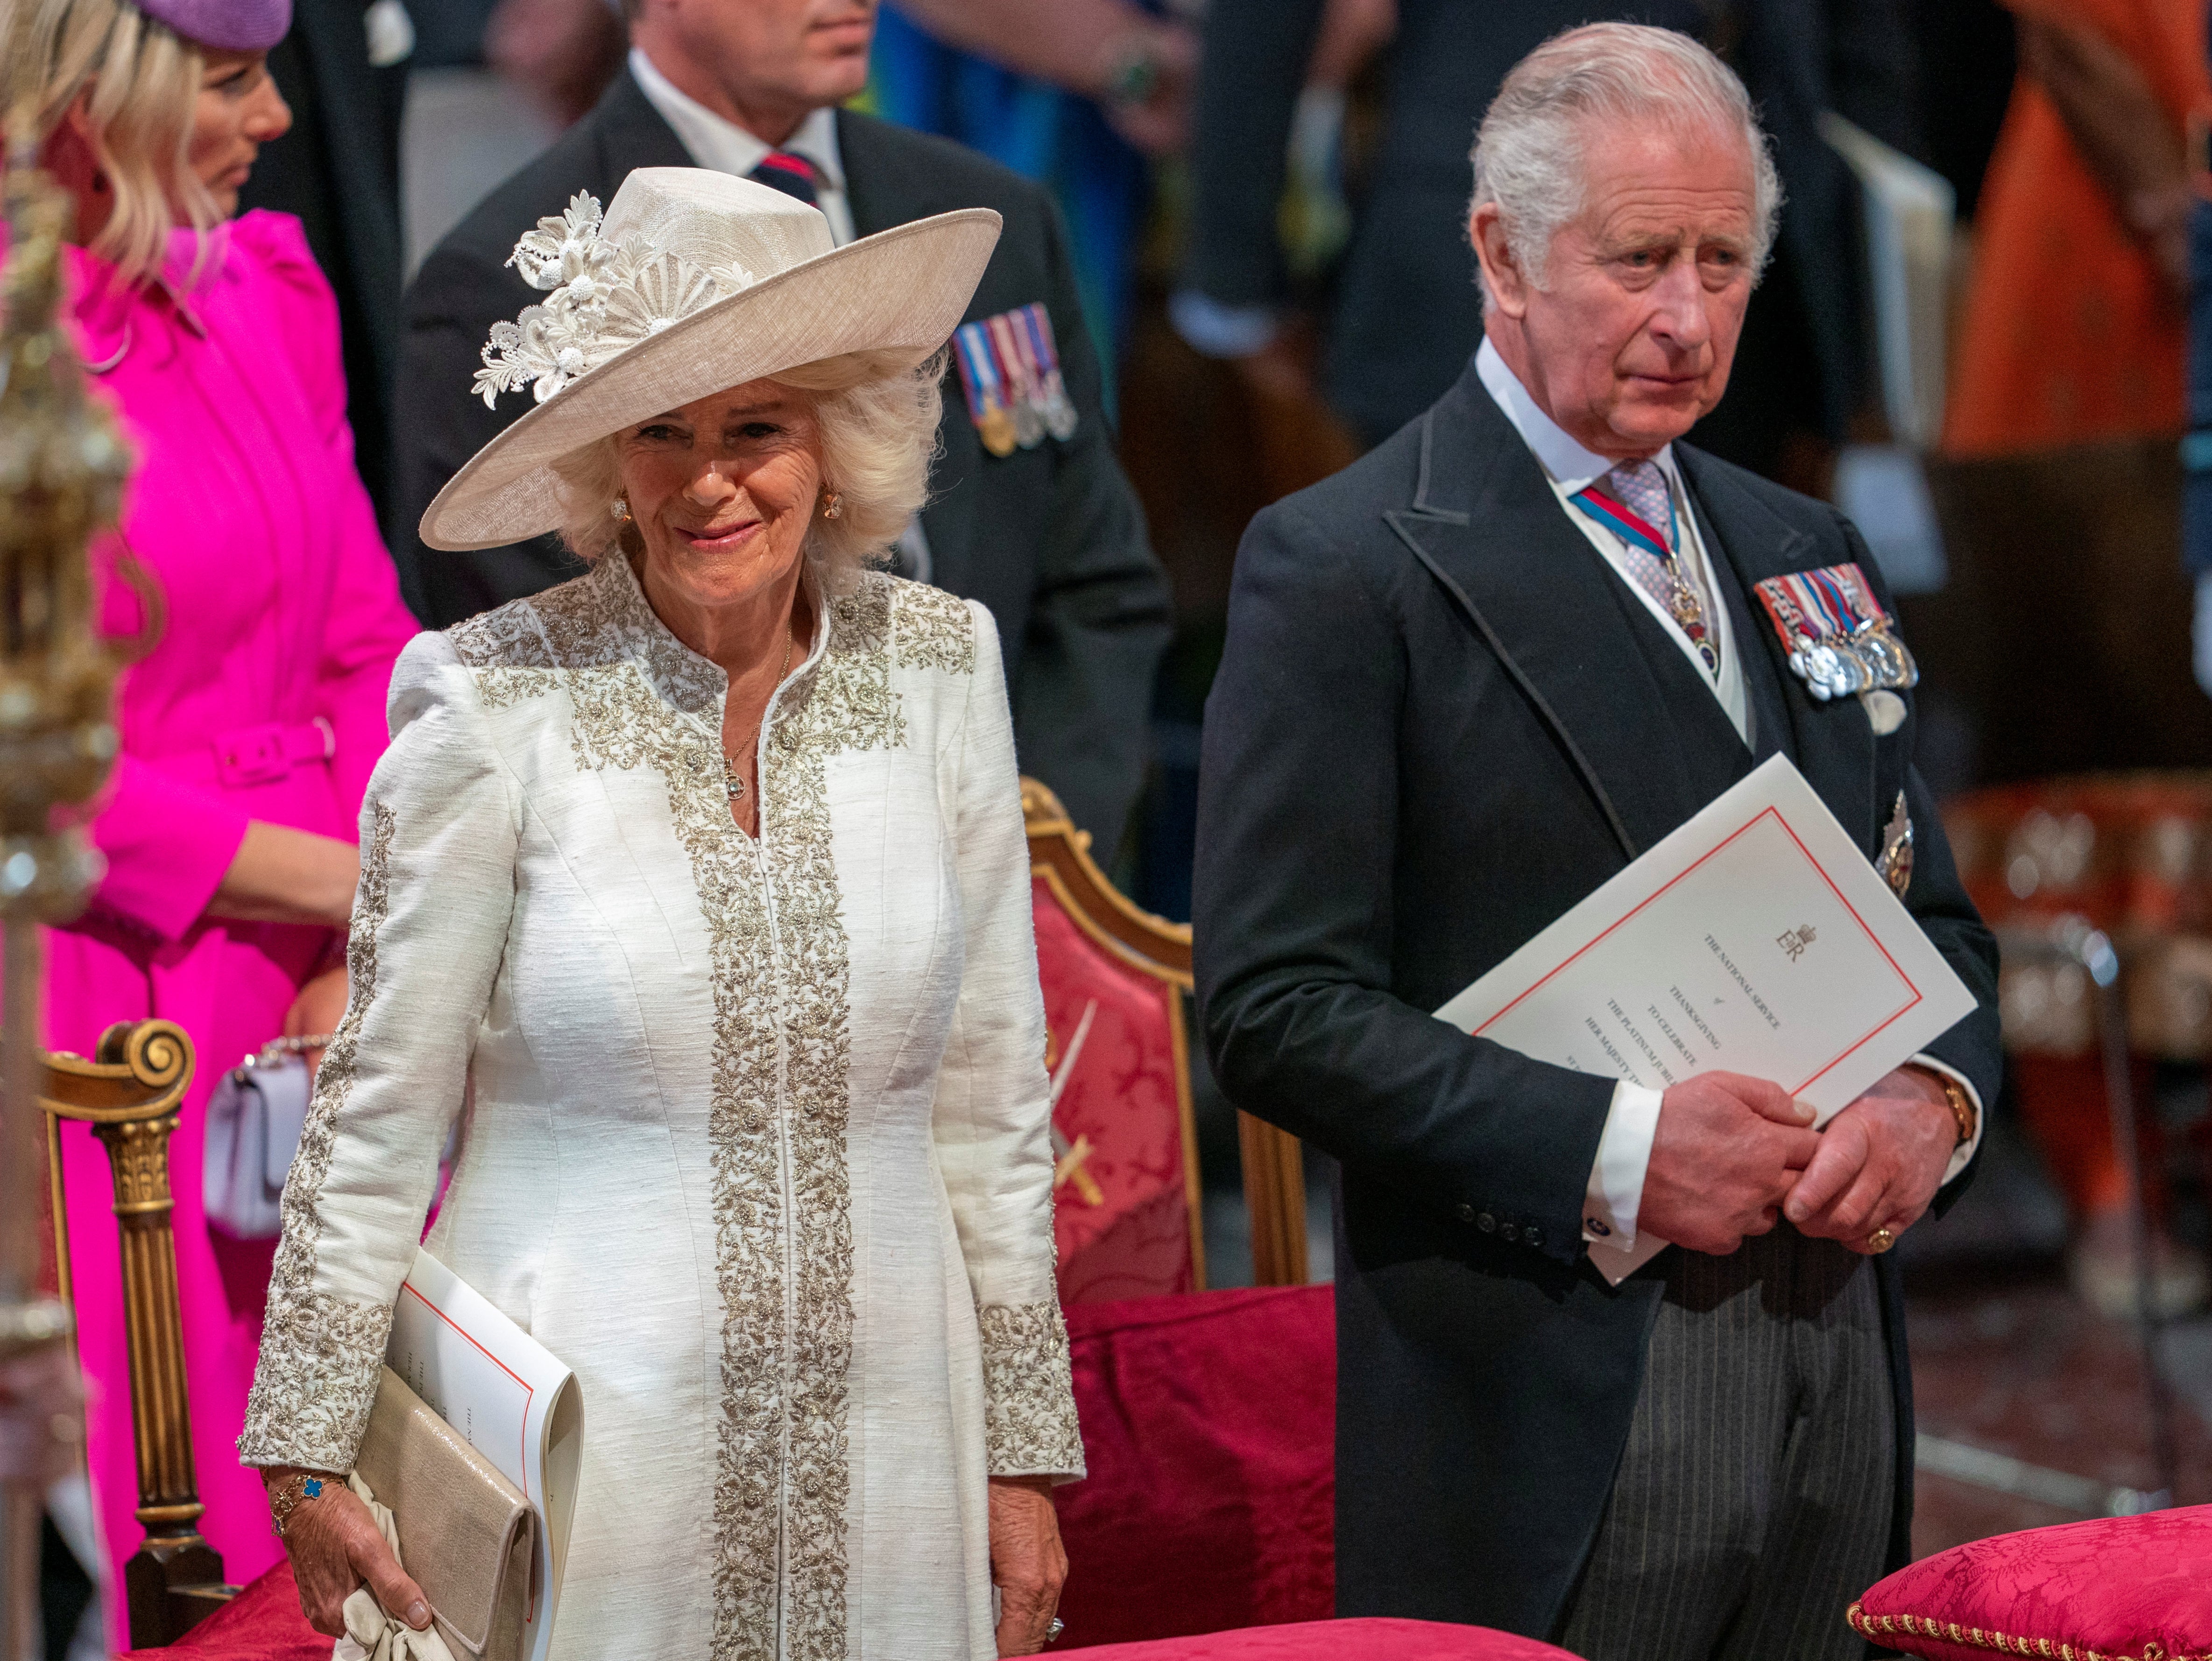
top-left (285, 966), bottom-right (349, 1079)
top-left (988, 1474), bottom-right (1067, 1656)
top-left (269, 1468), bottom-right (431, 1639)
top-left (210, 822), bottom-right (360, 930)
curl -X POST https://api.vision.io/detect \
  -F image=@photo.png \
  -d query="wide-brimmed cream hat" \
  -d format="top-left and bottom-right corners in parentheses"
top-left (420, 167), bottom-right (1001, 551)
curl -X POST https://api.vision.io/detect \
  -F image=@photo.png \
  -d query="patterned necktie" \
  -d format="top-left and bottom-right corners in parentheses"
top-left (1576, 459), bottom-right (1720, 675)
top-left (749, 151), bottom-right (819, 207)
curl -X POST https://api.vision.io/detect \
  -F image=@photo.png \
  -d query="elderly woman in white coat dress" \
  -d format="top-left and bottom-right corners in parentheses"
top-left (237, 168), bottom-right (1083, 1661)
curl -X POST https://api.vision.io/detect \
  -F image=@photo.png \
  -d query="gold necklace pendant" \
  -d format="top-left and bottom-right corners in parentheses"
top-left (723, 755), bottom-right (747, 801)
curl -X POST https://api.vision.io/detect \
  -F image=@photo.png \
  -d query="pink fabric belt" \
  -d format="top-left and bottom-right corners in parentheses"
top-left (207, 718), bottom-right (334, 789)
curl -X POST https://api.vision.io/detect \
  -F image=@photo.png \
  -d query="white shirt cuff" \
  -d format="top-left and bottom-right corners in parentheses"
top-left (1583, 1081), bottom-right (1663, 1250)
top-left (1908, 1053), bottom-right (1985, 1187)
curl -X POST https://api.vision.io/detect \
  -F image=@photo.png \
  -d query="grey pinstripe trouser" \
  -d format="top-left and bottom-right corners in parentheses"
top-left (1556, 1225), bottom-right (1894, 1661)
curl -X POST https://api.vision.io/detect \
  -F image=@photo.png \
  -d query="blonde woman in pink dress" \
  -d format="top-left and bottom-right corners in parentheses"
top-left (20, 0), bottom-right (420, 1638)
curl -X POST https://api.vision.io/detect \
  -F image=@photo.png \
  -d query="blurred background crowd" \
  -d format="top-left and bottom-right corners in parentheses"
top-left (23, 0), bottom-right (2212, 1651)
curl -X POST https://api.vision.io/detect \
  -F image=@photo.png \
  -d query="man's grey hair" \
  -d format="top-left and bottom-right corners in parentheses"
top-left (1470, 23), bottom-right (1783, 304)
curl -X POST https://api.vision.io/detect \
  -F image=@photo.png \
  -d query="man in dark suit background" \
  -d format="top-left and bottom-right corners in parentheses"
top-left (1194, 26), bottom-right (2000, 1658)
top-left (396, 0), bottom-right (1171, 853)
top-left (1174, 0), bottom-right (1919, 485)
top-left (238, 0), bottom-right (411, 520)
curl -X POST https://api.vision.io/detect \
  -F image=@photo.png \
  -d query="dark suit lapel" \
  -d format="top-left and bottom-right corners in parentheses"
top-left (590, 67), bottom-right (700, 183)
top-left (1386, 368), bottom-right (1750, 861)
top-left (1678, 447), bottom-right (1879, 854)
top-left (836, 109), bottom-right (897, 238)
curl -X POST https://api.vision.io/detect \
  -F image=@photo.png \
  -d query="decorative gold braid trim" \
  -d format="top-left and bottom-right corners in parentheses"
top-left (1847, 1601), bottom-right (2200, 1661)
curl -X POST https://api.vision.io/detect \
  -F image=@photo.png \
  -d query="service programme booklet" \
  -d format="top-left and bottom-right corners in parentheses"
top-left (386, 1248), bottom-right (583, 1661)
top-left (1434, 754), bottom-right (1978, 1281)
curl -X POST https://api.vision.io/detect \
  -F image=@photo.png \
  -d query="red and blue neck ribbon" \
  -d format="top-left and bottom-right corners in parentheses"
top-left (1569, 484), bottom-right (1677, 561)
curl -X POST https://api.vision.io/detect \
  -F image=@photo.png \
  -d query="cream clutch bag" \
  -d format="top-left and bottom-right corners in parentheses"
top-left (355, 1365), bottom-right (537, 1661)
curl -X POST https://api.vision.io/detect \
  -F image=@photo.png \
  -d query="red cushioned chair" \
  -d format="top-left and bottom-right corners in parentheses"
top-left (1024, 778), bottom-right (1310, 1296)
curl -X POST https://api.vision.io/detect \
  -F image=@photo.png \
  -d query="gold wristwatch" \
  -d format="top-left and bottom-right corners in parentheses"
top-left (1936, 1074), bottom-right (1976, 1147)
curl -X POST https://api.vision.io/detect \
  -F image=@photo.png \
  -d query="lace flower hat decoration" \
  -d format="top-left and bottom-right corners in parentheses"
top-left (420, 167), bottom-right (1001, 551)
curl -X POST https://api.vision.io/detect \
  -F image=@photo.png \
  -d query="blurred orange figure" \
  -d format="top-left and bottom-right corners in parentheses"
top-left (1945, 0), bottom-right (2206, 456)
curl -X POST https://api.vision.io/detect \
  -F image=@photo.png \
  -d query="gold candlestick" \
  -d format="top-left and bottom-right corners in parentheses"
top-left (0, 79), bottom-right (134, 1654)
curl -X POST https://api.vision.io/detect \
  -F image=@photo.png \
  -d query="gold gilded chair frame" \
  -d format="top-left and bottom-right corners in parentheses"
top-left (1022, 779), bottom-right (1309, 1287)
top-left (43, 1018), bottom-right (236, 1646)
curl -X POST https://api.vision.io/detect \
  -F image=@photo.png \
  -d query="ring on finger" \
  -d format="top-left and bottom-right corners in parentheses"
top-left (1865, 1225), bottom-right (1896, 1254)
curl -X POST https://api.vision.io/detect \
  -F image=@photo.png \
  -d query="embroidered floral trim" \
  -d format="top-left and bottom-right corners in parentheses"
top-left (239, 803), bottom-right (400, 1470)
top-left (1846, 1602), bottom-right (2207, 1661)
top-left (891, 580), bottom-right (977, 676)
top-left (236, 1293), bottom-right (394, 1472)
top-left (473, 192), bottom-right (760, 407)
top-left (976, 1301), bottom-right (1085, 1476)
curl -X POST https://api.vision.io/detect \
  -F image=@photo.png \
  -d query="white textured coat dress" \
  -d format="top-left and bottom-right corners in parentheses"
top-left (239, 551), bottom-right (1085, 1661)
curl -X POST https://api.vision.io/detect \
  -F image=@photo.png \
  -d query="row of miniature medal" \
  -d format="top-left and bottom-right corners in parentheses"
top-left (1751, 565), bottom-right (1918, 704)
top-left (953, 303), bottom-right (1079, 457)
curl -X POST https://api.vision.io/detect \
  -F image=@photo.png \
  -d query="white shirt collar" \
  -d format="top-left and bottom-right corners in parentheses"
top-left (628, 47), bottom-right (846, 196)
top-left (1473, 336), bottom-right (1676, 497)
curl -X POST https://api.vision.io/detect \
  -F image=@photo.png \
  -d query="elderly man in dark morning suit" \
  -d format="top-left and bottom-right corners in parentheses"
top-left (1176, 0), bottom-right (1919, 481)
top-left (395, 0), bottom-right (1170, 852)
top-left (1194, 26), bottom-right (2000, 1661)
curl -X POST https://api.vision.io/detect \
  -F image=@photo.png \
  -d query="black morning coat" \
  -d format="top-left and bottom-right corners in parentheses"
top-left (392, 68), bottom-right (1173, 854)
top-left (1192, 356), bottom-right (2004, 1641)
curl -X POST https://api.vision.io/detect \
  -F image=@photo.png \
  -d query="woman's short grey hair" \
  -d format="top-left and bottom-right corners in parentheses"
top-left (548, 346), bottom-right (946, 588)
top-left (1470, 23), bottom-right (1783, 302)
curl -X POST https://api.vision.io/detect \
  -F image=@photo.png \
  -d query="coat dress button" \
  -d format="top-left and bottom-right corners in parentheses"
top-left (1524, 1225), bottom-right (1542, 1247)
top-left (1477, 1212), bottom-right (1497, 1233)
top-left (1456, 1203), bottom-right (1475, 1223)
top-left (1500, 1223), bottom-right (1519, 1243)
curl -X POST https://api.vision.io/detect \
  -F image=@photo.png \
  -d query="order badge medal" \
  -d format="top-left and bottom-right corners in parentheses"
top-left (953, 303), bottom-right (1079, 458)
top-left (1876, 791), bottom-right (1914, 898)
top-left (1753, 563), bottom-right (1919, 703)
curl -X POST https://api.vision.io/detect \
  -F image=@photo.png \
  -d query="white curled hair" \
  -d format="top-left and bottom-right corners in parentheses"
top-left (548, 347), bottom-right (945, 589)
top-left (1470, 22), bottom-right (1783, 307)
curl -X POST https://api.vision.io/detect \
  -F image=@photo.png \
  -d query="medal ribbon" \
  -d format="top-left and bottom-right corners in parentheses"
top-left (1017, 304), bottom-right (1065, 397)
top-left (1570, 484), bottom-right (1720, 673)
top-left (1570, 484), bottom-right (1676, 563)
top-left (952, 319), bottom-right (1006, 422)
top-left (987, 311), bottom-right (1040, 415)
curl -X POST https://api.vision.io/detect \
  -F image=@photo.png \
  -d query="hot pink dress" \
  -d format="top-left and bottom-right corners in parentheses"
top-left (41, 210), bottom-right (420, 1645)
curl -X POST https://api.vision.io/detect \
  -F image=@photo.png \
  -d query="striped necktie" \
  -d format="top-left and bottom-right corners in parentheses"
top-left (1572, 459), bottom-right (1720, 675)
top-left (749, 151), bottom-right (819, 206)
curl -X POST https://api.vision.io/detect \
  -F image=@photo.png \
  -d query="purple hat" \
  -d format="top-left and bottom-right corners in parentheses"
top-left (135, 0), bottom-right (292, 51)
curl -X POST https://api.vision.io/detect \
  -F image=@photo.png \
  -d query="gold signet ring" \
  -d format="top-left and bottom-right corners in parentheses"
top-left (1866, 1227), bottom-right (1897, 1254)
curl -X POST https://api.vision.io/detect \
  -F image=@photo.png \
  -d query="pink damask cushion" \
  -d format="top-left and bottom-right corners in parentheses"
top-left (1850, 1505), bottom-right (2212, 1661)
top-left (1071, 1617), bottom-right (1581, 1658)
